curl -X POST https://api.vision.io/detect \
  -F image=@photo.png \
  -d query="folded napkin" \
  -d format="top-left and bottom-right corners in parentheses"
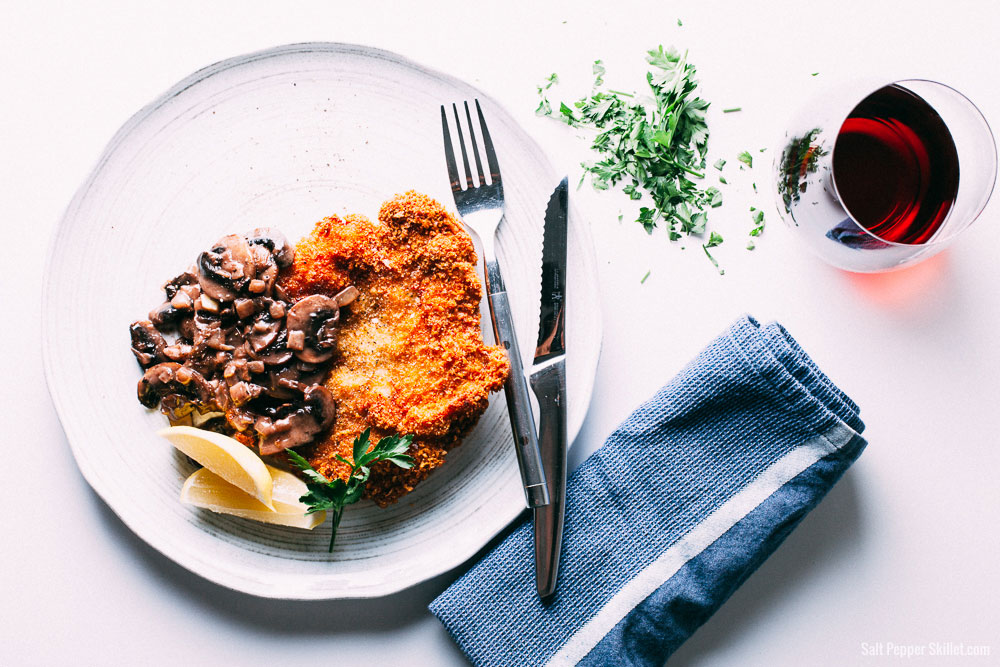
top-left (430, 315), bottom-right (866, 666)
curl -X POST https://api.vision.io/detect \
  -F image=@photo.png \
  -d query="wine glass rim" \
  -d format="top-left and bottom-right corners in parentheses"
top-left (828, 77), bottom-right (997, 248)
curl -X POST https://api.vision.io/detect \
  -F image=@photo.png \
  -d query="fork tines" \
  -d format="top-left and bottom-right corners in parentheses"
top-left (441, 100), bottom-right (502, 194)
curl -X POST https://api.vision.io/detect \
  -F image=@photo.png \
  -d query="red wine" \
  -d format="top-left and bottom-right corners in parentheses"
top-left (833, 84), bottom-right (959, 244)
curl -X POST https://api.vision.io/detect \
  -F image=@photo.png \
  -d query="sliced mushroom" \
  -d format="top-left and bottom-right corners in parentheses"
top-left (286, 294), bottom-right (340, 363)
top-left (261, 366), bottom-right (303, 400)
top-left (247, 313), bottom-right (281, 352)
top-left (249, 228), bottom-right (295, 268)
top-left (244, 326), bottom-right (294, 366)
top-left (137, 362), bottom-right (213, 409)
top-left (130, 321), bottom-right (167, 368)
top-left (249, 244), bottom-right (278, 294)
top-left (222, 323), bottom-right (245, 349)
top-left (162, 343), bottom-right (193, 362)
top-left (177, 316), bottom-right (196, 342)
top-left (255, 386), bottom-right (336, 455)
top-left (304, 384), bottom-right (336, 430)
top-left (149, 302), bottom-right (184, 330)
top-left (162, 271), bottom-right (198, 300)
top-left (197, 234), bottom-right (256, 301)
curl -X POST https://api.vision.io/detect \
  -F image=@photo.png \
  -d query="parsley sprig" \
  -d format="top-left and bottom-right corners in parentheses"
top-left (286, 429), bottom-right (415, 552)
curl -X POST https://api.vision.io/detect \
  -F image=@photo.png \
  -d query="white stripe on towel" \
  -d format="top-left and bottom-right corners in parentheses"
top-left (546, 422), bottom-right (857, 667)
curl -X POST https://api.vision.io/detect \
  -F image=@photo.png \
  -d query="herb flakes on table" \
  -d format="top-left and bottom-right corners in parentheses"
top-left (750, 207), bottom-right (765, 237)
top-left (535, 73), bottom-right (559, 117)
top-left (538, 46), bottom-right (724, 256)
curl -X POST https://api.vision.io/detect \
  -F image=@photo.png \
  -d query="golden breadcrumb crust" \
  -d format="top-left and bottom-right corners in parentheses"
top-left (279, 191), bottom-right (509, 505)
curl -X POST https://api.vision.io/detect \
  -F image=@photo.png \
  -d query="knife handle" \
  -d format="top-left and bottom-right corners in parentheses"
top-left (482, 261), bottom-right (550, 508)
top-left (531, 359), bottom-right (567, 600)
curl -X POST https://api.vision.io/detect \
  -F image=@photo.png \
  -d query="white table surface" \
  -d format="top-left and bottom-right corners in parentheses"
top-left (4, 2), bottom-right (998, 665)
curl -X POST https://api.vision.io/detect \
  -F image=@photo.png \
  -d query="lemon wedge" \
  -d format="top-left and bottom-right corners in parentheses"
top-left (180, 466), bottom-right (325, 529)
top-left (158, 425), bottom-right (274, 510)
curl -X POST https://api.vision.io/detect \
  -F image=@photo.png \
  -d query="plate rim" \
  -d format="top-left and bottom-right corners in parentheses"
top-left (42, 41), bottom-right (603, 599)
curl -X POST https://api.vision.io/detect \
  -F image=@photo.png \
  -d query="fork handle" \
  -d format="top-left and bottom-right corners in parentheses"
top-left (483, 259), bottom-right (550, 508)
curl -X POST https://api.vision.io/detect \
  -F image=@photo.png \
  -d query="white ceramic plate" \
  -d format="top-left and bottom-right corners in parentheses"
top-left (43, 43), bottom-right (601, 599)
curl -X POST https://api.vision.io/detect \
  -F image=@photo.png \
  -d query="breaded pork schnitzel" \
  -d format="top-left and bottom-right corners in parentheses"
top-left (279, 191), bottom-right (509, 506)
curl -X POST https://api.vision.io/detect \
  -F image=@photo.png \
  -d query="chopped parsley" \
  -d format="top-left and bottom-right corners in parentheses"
top-left (287, 429), bottom-right (414, 552)
top-left (641, 269), bottom-right (651, 284)
top-left (737, 151), bottom-right (753, 168)
top-left (535, 73), bottom-right (559, 116)
top-left (702, 231), bottom-right (725, 274)
top-left (749, 207), bottom-right (765, 237)
top-left (713, 158), bottom-right (726, 171)
top-left (537, 46), bottom-right (723, 261)
top-left (722, 107), bottom-right (742, 113)
top-left (593, 60), bottom-right (605, 87)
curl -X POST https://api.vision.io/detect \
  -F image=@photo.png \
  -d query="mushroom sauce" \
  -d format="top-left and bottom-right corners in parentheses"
top-left (129, 228), bottom-right (357, 455)
top-left (130, 192), bottom-right (509, 508)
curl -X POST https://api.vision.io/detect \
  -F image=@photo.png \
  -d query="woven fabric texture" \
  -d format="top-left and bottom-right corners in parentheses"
top-left (429, 316), bottom-right (866, 666)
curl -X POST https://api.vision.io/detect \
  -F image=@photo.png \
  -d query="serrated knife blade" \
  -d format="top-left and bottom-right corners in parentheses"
top-left (531, 177), bottom-right (569, 600)
top-left (535, 177), bottom-right (568, 363)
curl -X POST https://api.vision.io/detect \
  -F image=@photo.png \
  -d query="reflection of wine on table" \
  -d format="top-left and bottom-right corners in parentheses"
top-left (833, 84), bottom-right (960, 245)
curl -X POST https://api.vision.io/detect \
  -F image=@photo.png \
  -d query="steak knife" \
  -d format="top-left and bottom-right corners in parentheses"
top-left (532, 177), bottom-right (569, 600)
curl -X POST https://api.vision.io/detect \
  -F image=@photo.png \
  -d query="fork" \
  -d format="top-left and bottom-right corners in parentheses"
top-left (441, 99), bottom-right (550, 509)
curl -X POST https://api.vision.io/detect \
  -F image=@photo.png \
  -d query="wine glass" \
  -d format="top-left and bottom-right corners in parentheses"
top-left (772, 79), bottom-right (996, 273)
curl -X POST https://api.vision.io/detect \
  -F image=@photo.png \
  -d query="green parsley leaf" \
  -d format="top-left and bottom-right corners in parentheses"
top-left (719, 176), bottom-right (728, 184)
top-left (287, 429), bottom-right (414, 552)
top-left (593, 60), bottom-right (605, 87)
top-left (286, 449), bottom-right (332, 486)
top-left (638, 207), bottom-right (657, 233)
top-left (351, 429), bottom-right (371, 465)
top-left (704, 230), bottom-right (724, 248)
top-left (737, 151), bottom-right (753, 168)
top-left (702, 242), bottom-right (724, 275)
top-left (749, 207), bottom-right (766, 237)
top-left (722, 107), bottom-right (742, 113)
top-left (713, 158), bottom-right (726, 171)
top-left (535, 73), bottom-right (559, 116)
top-left (811, 72), bottom-right (819, 76)
top-left (677, 18), bottom-right (683, 26)
top-left (559, 101), bottom-right (577, 125)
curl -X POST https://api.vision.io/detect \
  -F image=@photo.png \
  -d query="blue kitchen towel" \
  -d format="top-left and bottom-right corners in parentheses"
top-left (429, 315), bottom-right (866, 666)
